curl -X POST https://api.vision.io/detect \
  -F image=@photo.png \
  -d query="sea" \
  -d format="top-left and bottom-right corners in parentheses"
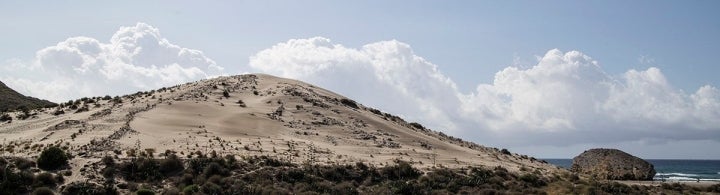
top-left (544, 159), bottom-right (720, 181)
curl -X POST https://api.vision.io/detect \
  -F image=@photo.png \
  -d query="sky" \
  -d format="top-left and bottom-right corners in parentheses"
top-left (1, 1), bottom-right (719, 159)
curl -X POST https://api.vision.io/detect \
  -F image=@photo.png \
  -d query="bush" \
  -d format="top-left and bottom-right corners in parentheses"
top-left (201, 182), bottom-right (223, 194)
top-left (519, 173), bottom-right (546, 187)
top-left (14, 157), bottom-right (36, 170)
top-left (52, 109), bottom-right (65, 116)
top-left (223, 90), bottom-right (230, 98)
top-left (340, 98), bottom-right (359, 109)
top-left (162, 187), bottom-right (180, 195)
top-left (37, 146), bottom-right (68, 170)
top-left (119, 158), bottom-right (162, 182)
top-left (202, 162), bottom-right (227, 178)
top-left (500, 148), bottom-right (511, 155)
top-left (135, 188), bottom-right (155, 195)
top-left (182, 185), bottom-right (200, 194)
top-left (102, 156), bottom-right (115, 167)
top-left (408, 122), bottom-right (425, 130)
top-left (0, 113), bottom-right (11, 122)
top-left (34, 172), bottom-right (57, 187)
top-left (0, 169), bottom-right (34, 194)
top-left (62, 182), bottom-right (106, 195)
top-left (159, 155), bottom-right (184, 176)
top-left (381, 161), bottom-right (421, 180)
top-left (31, 187), bottom-right (54, 195)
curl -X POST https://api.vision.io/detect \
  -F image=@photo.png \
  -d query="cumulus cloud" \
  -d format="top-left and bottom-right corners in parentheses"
top-left (249, 37), bottom-right (720, 147)
top-left (250, 37), bottom-right (462, 131)
top-left (0, 23), bottom-right (224, 102)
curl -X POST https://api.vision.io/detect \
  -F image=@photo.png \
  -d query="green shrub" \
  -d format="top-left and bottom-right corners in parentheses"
top-left (408, 122), bottom-right (425, 130)
top-left (182, 184), bottom-right (200, 194)
top-left (31, 187), bottom-right (54, 195)
top-left (202, 162), bottom-right (227, 178)
top-left (119, 158), bottom-right (162, 182)
top-left (500, 148), bottom-right (511, 155)
top-left (0, 113), bottom-right (11, 122)
top-left (340, 98), bottom-right (359, 109)
top-left (201, 182), bottom-right (223, 194)
top-left (380, 161), bottom-right (420, 180)
top-left (14, 157), bottom-right (36, 170)
top-left (162, 187), bottom-right (180, 195)
top-left (37, 146), bottom-right (68, 170)
top-left (159, 155), bottom-right (184, 176)
top-left (102, 156), bottom-right (115, 167)
top-left (0, 169), bottom-right (34, 194)
top-left (62, 182), bottom-right (105, 195)
top-left (135, 188), bottom-right (155, 195)
top-left (519, 173), bottom-right (546, 187)
top-left (34, 172), bottom-right (57, 187)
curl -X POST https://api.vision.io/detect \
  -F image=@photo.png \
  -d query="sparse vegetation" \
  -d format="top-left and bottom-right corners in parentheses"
top-left (79, 153), bottom-right (575, 194)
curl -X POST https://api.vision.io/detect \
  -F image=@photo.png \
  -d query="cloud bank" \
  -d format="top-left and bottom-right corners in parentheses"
top-left (250, 37), bottom-right (720, 147)
top-left (0, 23), bottom-right (224, 102)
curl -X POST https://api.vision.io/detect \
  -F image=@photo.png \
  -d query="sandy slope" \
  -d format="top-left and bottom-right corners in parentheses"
top-left (0, 73), bottom-right (563, 184)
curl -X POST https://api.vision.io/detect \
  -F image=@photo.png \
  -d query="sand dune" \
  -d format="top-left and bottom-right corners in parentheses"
top-left (0, 73), bottom-right (563, 184)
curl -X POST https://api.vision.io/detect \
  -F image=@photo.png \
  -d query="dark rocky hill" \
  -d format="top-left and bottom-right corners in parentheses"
top-left (571, 148), bottom-right (656, 180)
top-left (0, 80), bottom-right (57, 112)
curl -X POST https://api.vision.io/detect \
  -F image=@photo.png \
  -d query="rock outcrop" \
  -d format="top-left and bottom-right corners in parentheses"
top-left (571, 148), bottom-right (655, 180)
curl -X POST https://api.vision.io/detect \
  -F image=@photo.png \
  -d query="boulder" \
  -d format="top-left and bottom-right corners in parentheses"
top-left (570, 148), bottom-right (655, 180)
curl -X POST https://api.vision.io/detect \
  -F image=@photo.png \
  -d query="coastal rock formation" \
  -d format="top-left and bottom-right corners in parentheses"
top-left (571, 148), bottom-right (656, 180)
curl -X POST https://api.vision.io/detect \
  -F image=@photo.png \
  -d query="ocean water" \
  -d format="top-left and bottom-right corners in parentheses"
top-left (543, 159), bottom-right (720, 181)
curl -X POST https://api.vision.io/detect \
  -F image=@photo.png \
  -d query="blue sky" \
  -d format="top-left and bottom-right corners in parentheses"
top-left (1, 1), bottom-right (719, 159)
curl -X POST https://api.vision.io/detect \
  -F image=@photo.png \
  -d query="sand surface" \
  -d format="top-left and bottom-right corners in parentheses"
top-left (0, 73), bottom-right (563, 185)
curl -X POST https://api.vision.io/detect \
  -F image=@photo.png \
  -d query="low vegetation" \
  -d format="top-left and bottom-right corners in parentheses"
top-left (2, 145), bottom-right (717, 194)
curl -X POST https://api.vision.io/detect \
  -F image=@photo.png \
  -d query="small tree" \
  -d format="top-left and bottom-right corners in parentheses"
top-left (37, 146), bottom-right (69, 170)
top-left (222, 90), bottom-right (230, 98)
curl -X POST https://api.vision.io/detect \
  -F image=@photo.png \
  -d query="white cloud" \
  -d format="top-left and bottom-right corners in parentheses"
top-left (250, 37), bottom-right (461, 132)
top-left (0, 23), bottom-right (224, 102)
top-left (250, 37), bottom-right (720, 147)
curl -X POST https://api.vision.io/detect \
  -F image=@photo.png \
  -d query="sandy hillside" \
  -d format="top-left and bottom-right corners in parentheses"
top-left (0, 74), bottom-right (563, 183)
